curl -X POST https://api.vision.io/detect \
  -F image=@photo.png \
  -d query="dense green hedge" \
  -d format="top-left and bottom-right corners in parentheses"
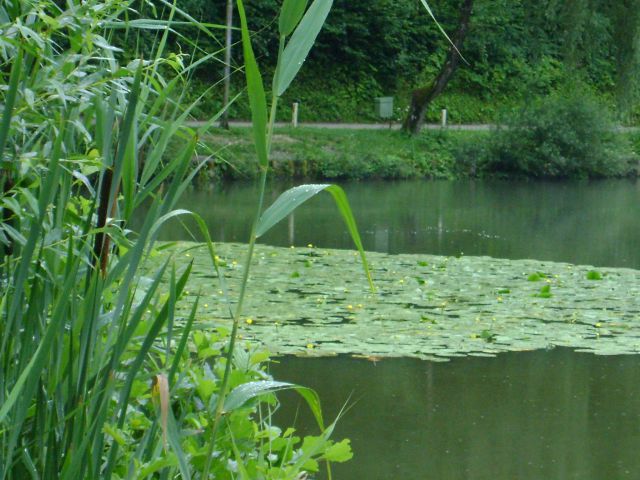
top-left (458, 90), bottom-right (640, 178)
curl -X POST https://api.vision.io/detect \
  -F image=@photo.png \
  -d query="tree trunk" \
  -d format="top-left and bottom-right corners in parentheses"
top-left (403, 0), bottom-right (474, 135)
top-left (220, 0), bottom-right (233, 129)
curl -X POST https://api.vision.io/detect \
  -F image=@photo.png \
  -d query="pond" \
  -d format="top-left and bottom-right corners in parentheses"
top-left (162, 179), bottom-right (640, 268)
top-left (271, 349), bottom-right (640, 480)
top-left (161, 179), bottom-right (640, 479)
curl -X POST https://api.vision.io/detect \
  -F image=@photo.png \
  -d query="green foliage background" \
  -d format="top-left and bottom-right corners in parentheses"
top-left (141, 0), bottom-right (640, 123)
top-left (466, 89), bottom-right (640, 178)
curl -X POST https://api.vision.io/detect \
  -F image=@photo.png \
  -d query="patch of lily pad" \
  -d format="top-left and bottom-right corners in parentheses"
top-left (154, 242), bottom-right (640, 361)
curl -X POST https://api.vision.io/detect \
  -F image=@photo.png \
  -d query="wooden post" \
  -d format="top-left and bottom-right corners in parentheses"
top-left (292, 102), bottom-right (299, 128)
top-left (441, 108), bottom-right (448, 128)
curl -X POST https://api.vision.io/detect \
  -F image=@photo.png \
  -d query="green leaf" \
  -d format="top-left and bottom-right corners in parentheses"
top-left (224, 380), bottom-right (294, 410)
top-left (527, 272), bottom-right (546, 281)
top-left (256, 184), bottom-right (330, 237)
top-left (0, 47), bottom-right (22, 168)
top-left (279, 0), bottom-right (309, 37)
top-left (236, 0), bottom-right (268, 167)
top-left (256, 183), bottom-right (374, 290)
top-left (586, 270), bottom-right (603, 280)
top-left (224, 381), bottom-right (324, 429)
top-left (166, 406), bottom-right (192, 480)
top-left (534, 284), bottom-right (552, 298)
top-left (323, 439), bottom-right (353, 463)
top-left (276, 0), bottom-right (333, 96)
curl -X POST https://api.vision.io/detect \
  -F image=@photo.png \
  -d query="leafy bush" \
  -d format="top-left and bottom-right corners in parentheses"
top-left (477, 90), bottom-right (639, 178)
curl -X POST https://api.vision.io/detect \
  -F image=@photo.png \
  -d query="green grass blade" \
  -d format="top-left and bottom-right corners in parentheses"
top-left (325, 185), bottom-right (374, 290)
top-left (256, 183), bottom-right (374, 290)
top-left (236, 0), bottom-right (268, 167)
top-left (166, 408), bottom-right (191, 480)
top-left (103, 261), bottom-right (193, 477)
top-left (279, 0), bottom-right (309, 37)
top-left (418, 0), bottom-right (467, 63)
top-left (276, 0), bottom-right (332, 96)
top-left (121, 117), bottom-right (138, 220)
top-left (230, 433), bottom-right (252, 480)
top-left (0, 47), bottom-right (22, 168)
top-left (168, 294), bottom-right (198, 384)
top-left (103, 19), bottom-right (226, 30)
top-left (256, 184), bottom-right (330, 237)
top-left (2, 117), bottom-right (66, 354)
top-left (136, 136), bottom-right (196, 210)
top-left (224, 380), bottom-right (325, 430)
top-left (108, 60), bottom-right (143, 212)
top-left (0, 258), bottom-right (79, 423)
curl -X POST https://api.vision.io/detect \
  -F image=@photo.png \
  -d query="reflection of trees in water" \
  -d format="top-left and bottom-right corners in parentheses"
top-left (157, 179), bottom-right (640, 268)
top-left (273, 350), bottom-right (640, 479)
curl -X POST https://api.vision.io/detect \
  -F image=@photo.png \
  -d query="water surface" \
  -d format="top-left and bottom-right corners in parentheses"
top-left (272, 349), bottom-right (640, 480)
top-left (161, 179), bottom-right (640, 478)
top-left (165, 179), bottom-right (640, 268)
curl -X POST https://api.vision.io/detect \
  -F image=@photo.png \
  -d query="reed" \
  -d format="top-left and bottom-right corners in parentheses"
top-left (0, 0), bottom-right (366, 478)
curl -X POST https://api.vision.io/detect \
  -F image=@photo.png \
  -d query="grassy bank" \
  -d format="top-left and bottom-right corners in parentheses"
top-left (195, 127), bottom-right (640, 182)
top-left (198, 127), bottom-right (488, 182)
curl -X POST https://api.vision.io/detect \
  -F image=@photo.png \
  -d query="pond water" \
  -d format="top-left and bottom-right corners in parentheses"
top-left (163, 179), bottom-right (640, 268)
top-left (271, 349), bottom-right (640, 480)
top-left (162, 179), bottom-right (640, 479)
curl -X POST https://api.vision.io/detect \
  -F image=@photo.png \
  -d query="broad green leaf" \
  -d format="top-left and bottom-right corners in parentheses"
top-left (289, 421), bottom-right (337, 472)
top-left (236, 0), bottom-right (268, 167)
top-left (224, 380), bottom-right (296, 411)
top-left (279, 0), bottom-right (309, 37)
top-left (256, 184), bottom-right (330, 237)
top-left (224, 381), bottom-right (324, 429)
top-left (256, 183), bottom-right (374, 290)
top-left (323, 439), bottom-right (354, 462)
top-left (276, 0), bottom-right (333, 96)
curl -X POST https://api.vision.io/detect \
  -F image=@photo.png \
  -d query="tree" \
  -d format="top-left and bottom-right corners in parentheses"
top-left (402, 0), bottom-right (473, 134)
top-left (610, 0), bottom-right (640, 120)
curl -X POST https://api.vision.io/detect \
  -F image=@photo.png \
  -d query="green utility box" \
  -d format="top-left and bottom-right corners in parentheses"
top-left (374, 96), bottom-right (394, 119)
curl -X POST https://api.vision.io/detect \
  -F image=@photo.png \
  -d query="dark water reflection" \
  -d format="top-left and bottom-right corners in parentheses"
top-left (157, 180), bottom-right (640, 478)
top-left (271, 349), bottom-right (640, 480)
top-left (164, 179), bottom-right (640, 268)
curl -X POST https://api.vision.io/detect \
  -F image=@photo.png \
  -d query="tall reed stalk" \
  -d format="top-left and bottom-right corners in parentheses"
top-left (0, 0), bottom-right (374, 478)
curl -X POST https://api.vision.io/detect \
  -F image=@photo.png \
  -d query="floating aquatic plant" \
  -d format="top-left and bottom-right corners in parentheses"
top-left (151, 243), bottom-right (640, 361)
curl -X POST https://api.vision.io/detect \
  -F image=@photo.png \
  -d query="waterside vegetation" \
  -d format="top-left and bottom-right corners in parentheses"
top-left (195, 124), bottom-right (640, 183)
top-left (160, 0), bottom-right (640, 125)
top-left (0, 0), bottom-right (364, 477)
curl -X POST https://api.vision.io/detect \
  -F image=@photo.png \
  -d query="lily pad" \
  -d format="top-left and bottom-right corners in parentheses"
top-left (150, 242), bottom-right (640, 360)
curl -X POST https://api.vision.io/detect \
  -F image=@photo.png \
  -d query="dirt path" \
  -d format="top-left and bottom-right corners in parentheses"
top-left (188, 120), bottom-right (492, 130)
top-left (188, 120), bottom-right (638, 132)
